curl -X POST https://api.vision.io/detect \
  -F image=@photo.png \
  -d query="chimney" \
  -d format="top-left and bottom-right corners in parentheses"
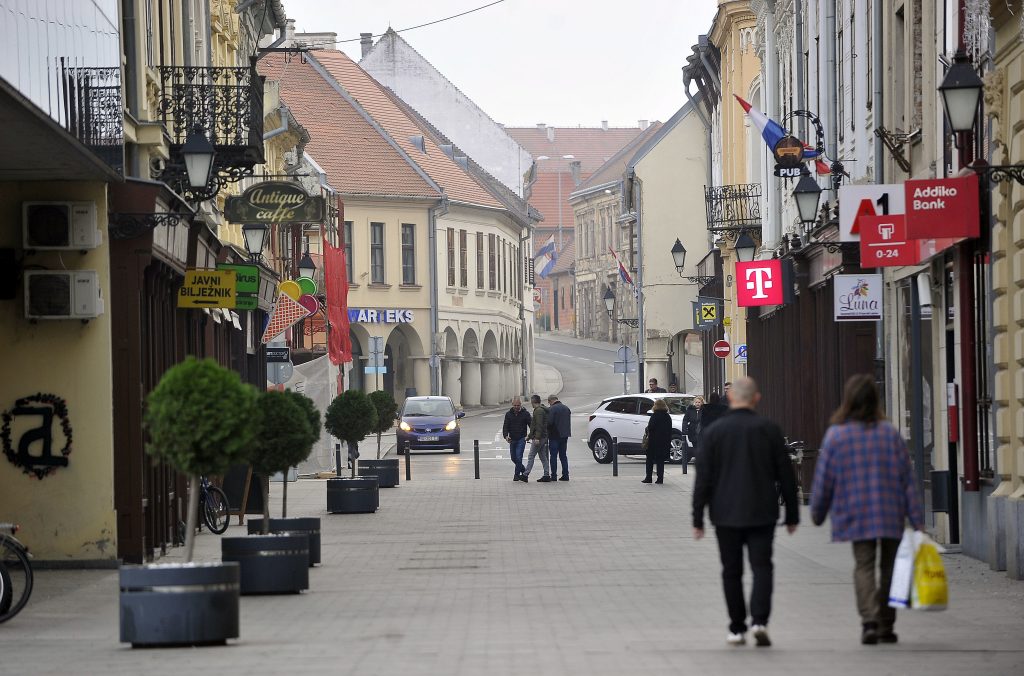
top-left (285, 19), bottom-right (296, 43)
top-left (360, 32), bottom-right (374, 58)
top-left (570, 160), bottom-right (582, 187)
top-left (546, 127), bottom-right (555, 143)
top-left (601, 120), bottom-right (608, 131)
top-left (536, 122), bottom-right (546, 130)
top-left (639, 119), bottom-right (650, 130)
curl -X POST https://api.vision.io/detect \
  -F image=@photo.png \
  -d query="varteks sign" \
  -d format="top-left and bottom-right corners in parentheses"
top-left (348, 308), bottom-right (415, 324)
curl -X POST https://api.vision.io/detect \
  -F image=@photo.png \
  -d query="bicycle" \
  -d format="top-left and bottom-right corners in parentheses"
top-left (0, 523), bottom-right (33, 624)
top-left (177, 476), bottom-right (231, 542)
top-left (779, 439), bottom-right (805, 506)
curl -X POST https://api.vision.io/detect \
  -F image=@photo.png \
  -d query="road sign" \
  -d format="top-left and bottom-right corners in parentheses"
top-left (701, 304), bottom-right (717, 321)
top-left (177, 269), bottom-right (237, 309)
top-left (365, 366), bottom-right (388, 375)
top-left (369, 336), bottom-right (384, 353)
top-left (713, 340), bottom-right (731, 359)
top-left (267, 361), bottom-right (293, 385)
top-left (367, 352), bottom-right (387, 368)
top-left (613, 360), bottom-right (638, 374)
top-left (616, 345), bottom-right (637, 362)
top-left (266, 346), bottom-right (290, 363)
top-left (735, 344), bottom-right (748, 364)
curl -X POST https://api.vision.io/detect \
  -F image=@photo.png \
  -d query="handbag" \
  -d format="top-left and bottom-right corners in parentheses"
top-left (641, 428), bottom-right (649, 451)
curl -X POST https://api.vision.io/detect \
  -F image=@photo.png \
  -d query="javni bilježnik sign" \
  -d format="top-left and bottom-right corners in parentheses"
top-left (225, 181), bottom-right (325, 224)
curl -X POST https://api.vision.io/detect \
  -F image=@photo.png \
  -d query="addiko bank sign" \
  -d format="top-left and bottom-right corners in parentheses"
top-left (904, 175), bottom-right (979, 240)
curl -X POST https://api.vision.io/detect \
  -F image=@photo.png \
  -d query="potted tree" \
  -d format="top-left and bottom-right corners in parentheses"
top-left (361, 390), bottom-right (400, 487)
top-left (324, 390), bottom-right (379, 513)
top-left (246, 390), bottom-right (323, 566)
top-left (120, 357), bottom-right (256, 647)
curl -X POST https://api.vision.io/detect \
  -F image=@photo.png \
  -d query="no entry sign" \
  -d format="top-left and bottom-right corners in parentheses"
top-left (713, 340), bottom-right (731, 359)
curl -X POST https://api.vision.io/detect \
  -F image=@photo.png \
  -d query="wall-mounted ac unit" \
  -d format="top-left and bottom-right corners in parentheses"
top-left (24, 270), bottom-right (104, 320)
top-left (22, 201), bottom-right (101, 250)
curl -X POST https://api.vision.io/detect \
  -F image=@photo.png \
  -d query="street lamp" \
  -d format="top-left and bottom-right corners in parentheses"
top-left (242, 223), bottom-right (268, 262)
top-left (180, 126), bottom-right (216, 190)
top-left (734, 232), bottom-right (758, 262)
top-left (602, 286), bottom-right (639, 328)
top-left (793, 172), bottom-right (823, 225)
top-left (938, 49), bottom-right (984, 135)
top-left (670, 238), bottom-right (716, 285)
top-left (298, 252), bottom-right (316, 279)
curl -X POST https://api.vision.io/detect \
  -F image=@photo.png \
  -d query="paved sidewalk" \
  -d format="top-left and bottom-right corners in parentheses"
top-left (2, 471), bottom-right (1022, 676)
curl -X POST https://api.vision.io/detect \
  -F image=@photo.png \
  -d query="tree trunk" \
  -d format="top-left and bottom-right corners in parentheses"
top-left (377, 432), bottom-right (382, 459)
top-left (261, 474), bottom-right (271, 535)
top-left (282, 471), bottom-right (288, 518)
top-left (184, 474), bottom-right (200, 562)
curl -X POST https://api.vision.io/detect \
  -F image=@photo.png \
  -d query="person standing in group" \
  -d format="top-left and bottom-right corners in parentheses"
top-left (682, 396), bottom-right (704, 467)
top-left (810, 374), bottom-right (924, 646)
top-left (692, 377), bottom-right (799, 648)
top-left (547, 394), bottom-right (572, 481)
top-left (646, 378), bottom-right (667, 393)
top-left (502, 397), bottom-right (531, 482)
top-left (697, 392), bottom-right (728, 443)
top-left (723, 381), bottom-right (733, 402)
top-left (668, 382), bottom-right (679, 393)
top-left (522, 394), bottom-right (552, 483)
top-left (642, 398), bottom-right (673, 484)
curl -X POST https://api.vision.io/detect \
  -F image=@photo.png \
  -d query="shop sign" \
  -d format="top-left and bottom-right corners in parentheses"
top-left (833, 274), bottom-right (883, 322)
top-left (225, 181), bottom-right (325, 224)
top-left (858, 214), bottom-right (919, 268)
top-left (736, 260), bottom-right (784, 307)
top-left (773, 135), bottom-right (807, 177)
top-left (347, 308), bottom-right (416, 324)
top-left (904, 176), bottom-right (979, 240)
top-left (178, 269), bottom-right (237, 308)
top-left (2, 393), bottom-right (72, 479)
top-left (838, 184), bottom-right (905, 242)
top-left (217, 263), bottom-right (259, 311)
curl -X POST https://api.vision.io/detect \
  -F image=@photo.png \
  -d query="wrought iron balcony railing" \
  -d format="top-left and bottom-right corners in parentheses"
top-left (59, 62), bottom-right (125, 173)
top-left (157, 65), bottom-right (265, 200)
top-left (704, 183), bottom-right (762, 239)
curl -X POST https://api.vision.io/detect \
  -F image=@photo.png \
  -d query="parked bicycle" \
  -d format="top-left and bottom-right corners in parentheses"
top-left (779, 439), bottom-right (805, 506)
top-left (0, 523), bottom-right (33, 624)
top-left (177, 476), bottom-right (231, 542)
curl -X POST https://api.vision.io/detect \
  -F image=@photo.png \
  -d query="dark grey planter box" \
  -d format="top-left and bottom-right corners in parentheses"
top-left (327, 476), bottom-right (379, 513)
top-left (359, 458), bottom-right (399, 487)
top-left (247, 517), bottom-right (321, 566)
top-left (119, 562), bottom-right (240, 647)
top-left (221, 534), bottom-right (309, 595)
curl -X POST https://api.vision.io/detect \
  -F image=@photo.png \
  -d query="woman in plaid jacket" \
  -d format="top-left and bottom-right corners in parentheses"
top-left (810, 374), bottom-right (924, 646)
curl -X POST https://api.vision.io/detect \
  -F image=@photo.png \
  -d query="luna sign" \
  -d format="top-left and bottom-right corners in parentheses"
top-left (225, 181), bottom-right (326, 224)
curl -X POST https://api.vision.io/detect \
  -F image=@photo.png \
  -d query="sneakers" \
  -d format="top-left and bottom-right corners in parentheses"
top-left (726, 632), bottom-right (746, 646)
top-left (558, 476), bottom-right (569, 482)
top-left (537, 476), bottom-right (552, 482)
top-left (641, 477), bottom-right (653, 484)
top-left (751, 625), bottom-right (771, 647)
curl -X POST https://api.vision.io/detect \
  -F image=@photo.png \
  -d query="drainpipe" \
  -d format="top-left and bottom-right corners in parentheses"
top-left (519, 224), bottom-right (534, 396)
top-left (764, 4), bottom-right (781, 248)
top-left (263, 109), bottom-right (290, 140)
top-left (825, 0), bottom-right (838, 198)
top-left (429, 193), bottom-right (449, 395)
top-left (634, 175), bottom-right (645, 393)
top-left (795, 0), bottom-right (805, 139)
top-left (873, 0), bottom-right (888, 411)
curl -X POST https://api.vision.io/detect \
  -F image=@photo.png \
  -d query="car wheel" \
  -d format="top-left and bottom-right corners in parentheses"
top-left (591, 432), bottom-right (613, 464)
top-left (668, 434), bottom-right (685, 464)
top-left (453, 446), bottom-right (461, 454)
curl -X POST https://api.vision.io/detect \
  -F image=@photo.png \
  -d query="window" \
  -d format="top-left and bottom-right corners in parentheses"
top-left (476, 232), bottom-right (484, 288)
top-left (488, 233), bottom-right (496, 289)
top-left (370, 222), bottom-right (385, 284)
top-left (604, 398), bottom-right (637, 414)
top-left (401, 223), bottom-right (416, 285)
top-left (343, 221), bottom-right (353, 283)
top-left (446, 227), bottom-right (455, 287)
top-left (459, 229), bottom-right (468, 287)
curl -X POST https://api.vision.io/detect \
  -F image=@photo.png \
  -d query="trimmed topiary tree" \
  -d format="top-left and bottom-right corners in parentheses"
top-left (144, 357), bottom-right (257, 561)
top-left (249, 390), bottom-right (316, 533)
top-left (281, 389), bottom-right (320, 516)
top-left (368, 390), bottom-right (398, 459)
top-left (324, 390), bottom-right (377, 478)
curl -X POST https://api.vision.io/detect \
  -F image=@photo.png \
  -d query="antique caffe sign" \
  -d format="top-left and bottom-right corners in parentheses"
top-left (225, 181), bottom-right (325, 224)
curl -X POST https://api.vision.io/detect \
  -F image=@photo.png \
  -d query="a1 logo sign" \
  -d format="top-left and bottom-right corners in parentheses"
top-left (736, 260), bottom-right (784, 307)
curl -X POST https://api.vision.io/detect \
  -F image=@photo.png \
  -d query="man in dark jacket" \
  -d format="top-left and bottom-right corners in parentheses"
top-left (692, 377), bottom-right (799, 649)
top-left (502, 397), bottom-right (531, 482)
top-left (546, 394), bottom-right (572, 481)
top-left (681, 396), bottom-right (704, 471)
top-left (522, 394), bottom-right (551, 482)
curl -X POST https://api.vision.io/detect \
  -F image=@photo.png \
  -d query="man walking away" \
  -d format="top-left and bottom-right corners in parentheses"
top-left (810, 374), bottom-right (924, 645)
top-left (523, 394), bottom-right (551, 482)
top-left (692, 377), bottom-right (799, 648)
top-left (547, 394), bottom-right (572, 481)
top-left (502, 397), bottom-right (531, 482)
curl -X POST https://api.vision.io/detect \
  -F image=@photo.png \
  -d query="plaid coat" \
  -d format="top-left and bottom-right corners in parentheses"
top-left (810, 421), bottom-right (924, 541)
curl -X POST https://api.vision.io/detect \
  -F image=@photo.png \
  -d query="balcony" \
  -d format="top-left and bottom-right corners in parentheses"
top-left (157, 65), bottom-right (265, 199)
top-left (704, 183), bottom-right (762, 240)
top-left (60, 63), bottom-right (125, 174)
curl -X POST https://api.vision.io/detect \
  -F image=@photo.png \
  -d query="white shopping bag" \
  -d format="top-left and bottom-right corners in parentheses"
top-left (888, 529), bottom-right (919, 609)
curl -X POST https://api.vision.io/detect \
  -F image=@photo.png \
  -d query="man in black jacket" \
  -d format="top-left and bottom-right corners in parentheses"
top-left (692, 377), bottom-right (799, 648)
top-left (546, 394), bottom-right (572, 481)
top-left (502, 397), bottom-right (531, 482)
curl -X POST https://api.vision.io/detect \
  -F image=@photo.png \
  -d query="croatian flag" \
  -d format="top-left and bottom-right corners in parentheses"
top-left (608, 247), bottom-right (639, 300)
top-left (535, 235), bottom-right (557, 278)
top-left (734, 95), bottom-right (831, 174)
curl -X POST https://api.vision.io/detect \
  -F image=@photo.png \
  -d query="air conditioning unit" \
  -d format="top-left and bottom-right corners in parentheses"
top-left (23, 201), bottom-right (101, 250)
top-left (24, 270), bottom-right (104, 320)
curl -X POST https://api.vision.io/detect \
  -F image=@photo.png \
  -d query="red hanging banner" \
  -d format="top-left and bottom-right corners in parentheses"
top-left (323, 236), bottom-right (351, 365)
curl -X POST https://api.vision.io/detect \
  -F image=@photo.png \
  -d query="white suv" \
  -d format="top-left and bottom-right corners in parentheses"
top-left (586, 393), bottom-right (696, 464)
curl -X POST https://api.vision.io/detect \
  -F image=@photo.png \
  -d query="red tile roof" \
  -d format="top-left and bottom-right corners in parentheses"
top-left (571, 123), bottom-right (664, 197)
top-left (505, 126), bottom-right (651, 174)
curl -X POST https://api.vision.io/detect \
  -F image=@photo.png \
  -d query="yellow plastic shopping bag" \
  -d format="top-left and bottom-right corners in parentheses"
top-left (911, 537), bottom-right (948, 611)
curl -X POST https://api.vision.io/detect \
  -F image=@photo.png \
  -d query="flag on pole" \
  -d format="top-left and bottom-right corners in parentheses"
top-left (734, 95), bottom-right (831, 175)
top-left (608, 247), bottom-right (639, 301)
top-left (535, 235), bottom-right (557, 278)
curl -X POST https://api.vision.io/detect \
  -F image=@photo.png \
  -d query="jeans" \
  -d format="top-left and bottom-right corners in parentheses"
top-left (715, 524), bottom-right (776, 634)
top-left (853, 539), bottom-right (900, 631)
top-left (549, 437), bottom-right (568, 478)
top-left (508, 437), bottom-right (527, 476)
top-left (524, 438), bottom-right (549, 477)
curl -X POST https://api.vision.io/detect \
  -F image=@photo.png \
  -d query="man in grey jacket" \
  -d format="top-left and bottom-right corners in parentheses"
top-left (547, 394), bottom-right (572, 481)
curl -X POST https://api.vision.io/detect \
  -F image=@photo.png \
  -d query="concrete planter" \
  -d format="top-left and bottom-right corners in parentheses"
top-left (119, 562), bottom-right (240, 647)
top-left (327, 476), bottom-right (379, 514)
top-left (247, 517), bottom-right (321, 566)
top-left (221, 534), bottom-right (309, 595)
top-left (359, 458), bottom-right (399, 487)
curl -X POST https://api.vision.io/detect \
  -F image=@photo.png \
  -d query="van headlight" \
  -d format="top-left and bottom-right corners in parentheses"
top-left (399, 421), bottom-right (412, 432)
top-left (445, 420), bottom-right (458, 431)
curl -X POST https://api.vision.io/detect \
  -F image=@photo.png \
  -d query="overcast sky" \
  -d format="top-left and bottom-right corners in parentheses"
top-left (284, 0), bottom-right (720, 128)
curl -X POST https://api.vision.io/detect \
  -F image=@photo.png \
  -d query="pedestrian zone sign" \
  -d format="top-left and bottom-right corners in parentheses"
top-left (735, 344), bottom-right (748, 364)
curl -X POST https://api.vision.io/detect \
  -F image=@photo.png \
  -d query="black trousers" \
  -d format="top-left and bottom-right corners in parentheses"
top-left (715, 524), bottom-right (776, 634)
top-left (644, 454), bottom-right (664, 481)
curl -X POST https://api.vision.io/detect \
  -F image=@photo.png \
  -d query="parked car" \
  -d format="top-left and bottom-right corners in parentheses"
top-left (396, 396), bottom-right (464, 454)
top-left (586, 393), bottom-right (697, 464)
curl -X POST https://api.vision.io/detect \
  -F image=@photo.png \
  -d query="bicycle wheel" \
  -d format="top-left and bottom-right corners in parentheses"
top-left (0, 540), bottom-right (33, 623)
top-left (202, 486), bottom-right (230, 534)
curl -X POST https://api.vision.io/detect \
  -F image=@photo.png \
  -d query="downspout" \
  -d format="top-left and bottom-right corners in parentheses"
top-left (263, 109), bottom-right (290, 140)
top-left (795, 0), bottom-right (805, 139)
top-left (429, 193), bottom-right (449, 395)
top-left (635, 175), bottom-right (645, 393)
top-left (519, 223), bottom-right (533, 397)
top-left (825, 0), bottom-right (839, 199)
top-left (873, 0), bottom-right (887, 410)
top-left (764, 3), bottom-right (781, 248)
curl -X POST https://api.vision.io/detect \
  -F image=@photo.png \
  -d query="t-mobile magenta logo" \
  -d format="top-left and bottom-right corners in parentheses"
top-left (745, 266), bottom-right (775, 299)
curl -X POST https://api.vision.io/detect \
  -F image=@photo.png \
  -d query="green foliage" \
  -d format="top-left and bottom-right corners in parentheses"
top-left (286, 390), bottom-right (321, 451)
top-left (368, 390), bottom-right (398, 436)
top-left (249, 390), bottom-right (315, 476)
top-left (144, 357), bottom-right (257, 477)
top-left (324, 389), bottom-right (377, 444)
